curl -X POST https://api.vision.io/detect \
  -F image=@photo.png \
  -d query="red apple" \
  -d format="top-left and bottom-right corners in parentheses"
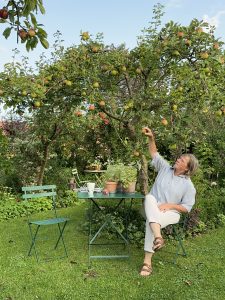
top-left (89, 104), bottom-right (95, 111)
top-left (18, 30), bottom-right (28, 41)
top-left (74, 111), bottom-right (82, 117)
top-left (185, 39), bottom-right (191, 46)
top-left (177, 31), bottom-right (184, 38)
top-left (0, 8), bottom-right (8, 19)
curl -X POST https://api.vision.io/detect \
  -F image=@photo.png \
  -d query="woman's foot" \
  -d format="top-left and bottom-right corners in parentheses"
top-left (139, 263), bottom-right (153, 276)
top-left (153, 237), bottom-right (165, 251)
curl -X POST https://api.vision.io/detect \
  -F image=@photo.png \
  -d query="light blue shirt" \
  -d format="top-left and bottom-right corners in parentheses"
top-left (149, 153), bottom-right (196, 212)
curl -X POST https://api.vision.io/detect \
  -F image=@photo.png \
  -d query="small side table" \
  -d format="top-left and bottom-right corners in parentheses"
top-left (78, 191), bottom-right (145, 265)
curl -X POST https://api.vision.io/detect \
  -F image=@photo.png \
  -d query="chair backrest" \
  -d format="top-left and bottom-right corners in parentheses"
top-left (22, 185), bottom-right (57, 214)
top-left (71, 168), bottom-right (84, 187)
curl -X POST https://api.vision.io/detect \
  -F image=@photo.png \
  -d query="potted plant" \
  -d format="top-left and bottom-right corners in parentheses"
top-left (103, 164), bottom-right (121, 193)
top-left (103, 164), bottom-right (137, 193)
top-left (86, 157), bottom-right (102, 171)
top-left (119, 165), bottom-right (137, 193)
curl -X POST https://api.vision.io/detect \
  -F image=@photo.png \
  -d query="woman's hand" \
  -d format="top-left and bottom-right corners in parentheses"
top-left (158, 203), bottom-right (173, 212)
top-left (142, 127), bottom-right (154, 138)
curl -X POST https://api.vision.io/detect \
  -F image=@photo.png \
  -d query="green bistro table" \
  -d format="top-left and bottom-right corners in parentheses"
top-left (78, 191), bottom-right (145, 264)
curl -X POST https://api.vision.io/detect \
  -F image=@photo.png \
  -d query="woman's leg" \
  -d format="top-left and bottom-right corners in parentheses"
top-left (140, 195), bottom-right (180, 276)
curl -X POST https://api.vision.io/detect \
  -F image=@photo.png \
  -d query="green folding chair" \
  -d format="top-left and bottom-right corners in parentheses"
top-left (22, 185), bottom-right (69, 262)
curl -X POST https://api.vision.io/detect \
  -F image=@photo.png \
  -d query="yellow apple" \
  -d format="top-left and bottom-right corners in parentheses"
top-left (136, 68), bottom-right (142, 74)
top-left (200, 52), bottom-right (209, 59)
top-left (196, 27), bottom-right (203, 34)
top-left (111, 70), bottom-right (118, 76)
top-left (34, 100), bottom-right (41, 107)
top-left (99, 100), bottom-right (105, 107)
top-left (172, 104), bottom-right (178, 111)
top-left (92, 46), bottom-right (99, 53)
top-left (93, 82), bottom-right (99, 88)
top-left (81, 31), bottom-right (90, 41)
top-left (172, 50), bottom-right (180, 56)
top-left (133, 150), bottom-right (140, 157)
top-left (28, 29), bottom-right (36, 37)
top-left (31, 92), bottom-right (37, 98)
top-left (215, 110), bottom-right (222, 116)
top-left (0, 89), bottom-right (4, 95)
top-left (22, 90), bottom-right (27, 96)
top-left (161, 118), bottom-right (168, 126)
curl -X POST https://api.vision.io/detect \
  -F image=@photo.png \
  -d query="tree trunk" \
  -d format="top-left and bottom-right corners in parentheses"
top-left (37, 143), bottom-right (50, 186)
top-left (138, 154), bottom-right (149, 195)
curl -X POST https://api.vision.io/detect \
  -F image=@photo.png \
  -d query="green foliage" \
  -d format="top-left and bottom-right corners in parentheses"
top-left (0, 187), bottom-right (81, 220)
top-left (57, 190), bottom-right (84, 208)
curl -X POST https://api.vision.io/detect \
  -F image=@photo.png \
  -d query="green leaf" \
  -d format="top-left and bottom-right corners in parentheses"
top-left (30, 13), bottom-right (37, 27)
top-left (40, 38), bottom-right (49, 49)
top-left (3, 27), bottom-right (12, 39)
top-left (37, 0), bottom-right (46, 14)
top-left (0, 19), bottom-right (6, 23)
top-left (37, 27), bottom-right (47, 38)
top-left (30, 36), bottom-right (38, 49)
top-left (26, 40), bottom-right (31, 52)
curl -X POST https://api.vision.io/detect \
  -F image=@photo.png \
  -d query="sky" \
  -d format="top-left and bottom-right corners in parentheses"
top-left (1, 0), bottom-right (225, 71)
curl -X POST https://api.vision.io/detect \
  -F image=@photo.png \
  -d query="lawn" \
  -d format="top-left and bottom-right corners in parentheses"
top-left (0, 204), bottom-right (225, 300)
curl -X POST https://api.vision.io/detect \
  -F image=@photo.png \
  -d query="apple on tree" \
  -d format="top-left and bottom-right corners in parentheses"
top-left (74, 111), bottom-right (82, 117)
top-left (18, 30), bottom-right (28, 41)
top-left (28, 28), bottom-right (36, 37)
top-left (161, 118), bottom-right (168, 126)
top-left (200, 52), bottom-right (209, 59)
top-left (99, 100), bottom-right (105, 107)
top-left (177, 31), bottom-right (184, 38)
top-left (111, 70), bottom-right (118, 76)
top-left (93, 82), bottom-right (99, 88)
top-left (0, 8), bottom-right (8, 19)
top-left (81, 31), bottom-right (90, 41)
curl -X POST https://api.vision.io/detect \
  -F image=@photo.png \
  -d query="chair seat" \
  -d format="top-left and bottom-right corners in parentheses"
top-left (30, 217), bottom-right (69, 226)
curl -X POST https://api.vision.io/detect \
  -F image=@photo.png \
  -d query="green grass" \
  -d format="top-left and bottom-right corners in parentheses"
top-left (0, 204), bottom-right (225, 300)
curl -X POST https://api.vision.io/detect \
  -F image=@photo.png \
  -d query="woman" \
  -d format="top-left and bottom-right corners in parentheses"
top-left (140, 127), bottom-right (199, 276)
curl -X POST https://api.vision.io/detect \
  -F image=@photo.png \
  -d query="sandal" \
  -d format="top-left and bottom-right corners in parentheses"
top-left (139, 263), bottom-right (153, 276)
top-left (153, 237), bottom-right (165, 251)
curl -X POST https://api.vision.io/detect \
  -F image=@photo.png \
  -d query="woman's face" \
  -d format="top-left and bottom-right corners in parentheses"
top-left (174, 155), bottom-right (190, 174)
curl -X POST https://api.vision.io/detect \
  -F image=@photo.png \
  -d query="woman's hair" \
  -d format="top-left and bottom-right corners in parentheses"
top-left (182, 154), bottom-right (199, 177)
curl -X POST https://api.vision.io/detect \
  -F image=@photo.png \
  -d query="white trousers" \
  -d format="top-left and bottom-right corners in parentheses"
top-left (144, 194), bottom-right (180, 253)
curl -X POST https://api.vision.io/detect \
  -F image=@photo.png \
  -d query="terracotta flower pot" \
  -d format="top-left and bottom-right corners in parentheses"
top-left (123, 181), bottom-right (136, 193)
top-left (104, 181), bottom-right (118, 193)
